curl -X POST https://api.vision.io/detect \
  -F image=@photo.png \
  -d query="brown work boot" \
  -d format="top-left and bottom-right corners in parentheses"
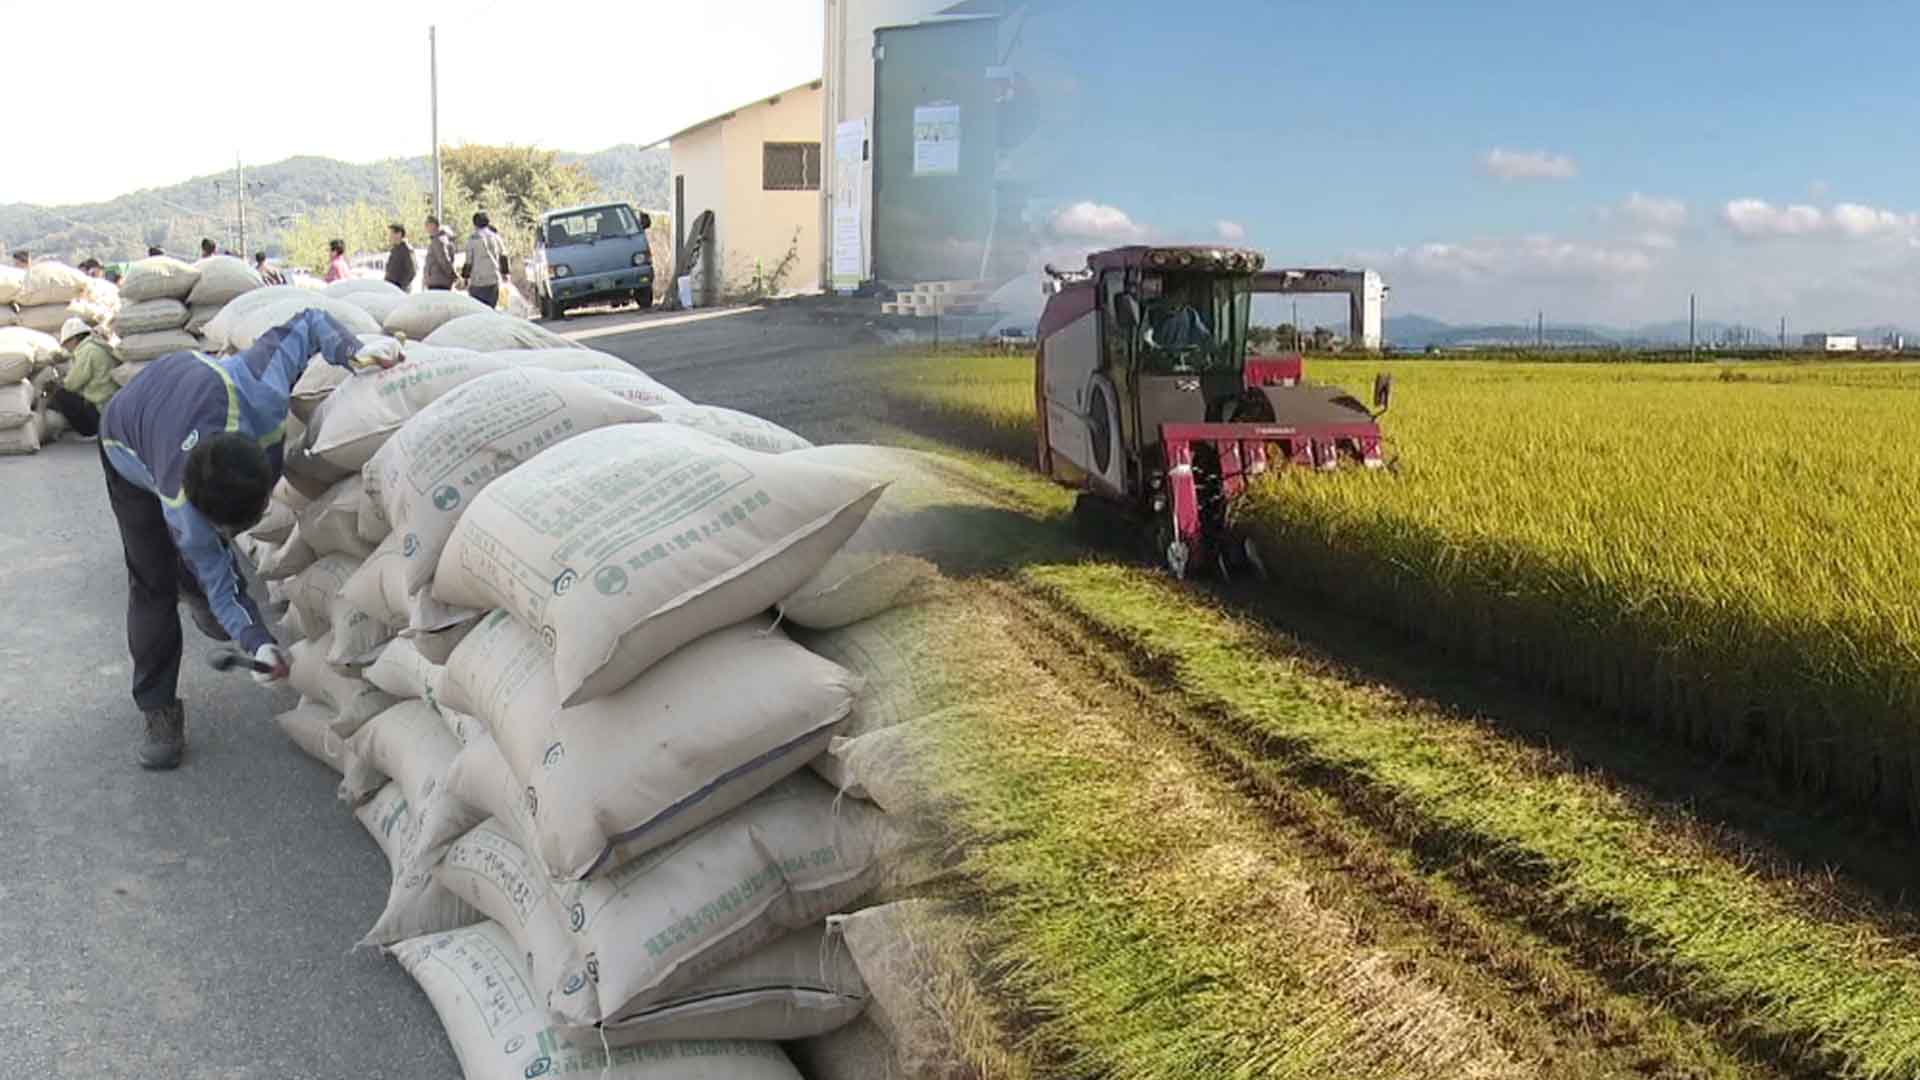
top-left (139, 700), bottom-right (186, 770)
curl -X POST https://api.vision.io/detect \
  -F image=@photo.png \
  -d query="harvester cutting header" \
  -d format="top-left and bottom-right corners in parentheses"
top-left (1035, 245), bottom-right (1393, 579)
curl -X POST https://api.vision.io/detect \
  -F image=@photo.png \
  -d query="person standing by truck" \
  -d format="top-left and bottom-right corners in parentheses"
top-left (422, 215), bottom-right (456, 290)
top-left (383, 224), bottom-right (416, 292)
top-left (462, 212), bottom-right (504, 308)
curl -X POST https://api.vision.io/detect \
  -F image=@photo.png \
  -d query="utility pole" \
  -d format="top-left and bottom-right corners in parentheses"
top-left (430, 26), bottom-right (443, 222)
top-left (1537, 310), bottom-right (1544, 348)
top-left (1291, 299), bottom-right (1299, 349)
top-left (1689, 293), bottom-right (1696, 361)
top-left (235, 156), bottom-right (247, 257)
top-left (1779, 316), bottom-right (1785, 351)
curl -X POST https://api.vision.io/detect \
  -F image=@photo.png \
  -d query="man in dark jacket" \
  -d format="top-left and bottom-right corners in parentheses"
top-left (384, 224), bottom-right (417, 292)
top-left (422, 215), bottom-right (456, 290)
top-left (99, 309), bottom-right (404, 769)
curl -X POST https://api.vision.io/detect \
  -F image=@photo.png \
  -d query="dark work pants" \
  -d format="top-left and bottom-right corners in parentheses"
top-left (100, 443), bottom-right (218, 711)
top-left (47, 387), bottom-right (100, 438)
top-left (469, 284), bottom-right (500, 309)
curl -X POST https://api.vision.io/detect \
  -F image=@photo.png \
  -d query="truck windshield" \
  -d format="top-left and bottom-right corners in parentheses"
top-left (1137, 273), bottom-right (1250, 374)
top-left (544, 206), bottom-right (640, 246)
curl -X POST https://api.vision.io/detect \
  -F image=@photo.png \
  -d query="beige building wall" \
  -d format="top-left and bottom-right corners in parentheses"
top-left (671, 82), bottom-right (824, 298)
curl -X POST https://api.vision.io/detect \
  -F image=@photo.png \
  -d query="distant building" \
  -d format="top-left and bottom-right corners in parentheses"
top-left (1801, 333), bottom-right (1859, 352)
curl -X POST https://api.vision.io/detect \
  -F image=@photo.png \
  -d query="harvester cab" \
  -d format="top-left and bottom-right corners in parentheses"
top-left (1035, 245), bottom-right (1392, 579)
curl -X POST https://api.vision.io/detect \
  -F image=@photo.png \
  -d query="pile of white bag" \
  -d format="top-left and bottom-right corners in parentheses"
top-left (108, 255), bottom-right (270, 386)
top-left (0, 326), bottom-right (70, 455)
top-left (229, 303), bottom-right (968, 1076)
top-left (2, 260), bottom-right (110, 337)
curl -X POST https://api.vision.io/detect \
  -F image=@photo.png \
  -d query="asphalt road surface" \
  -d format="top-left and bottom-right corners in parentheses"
top-left (0, 301), bottom-right (891, 1078)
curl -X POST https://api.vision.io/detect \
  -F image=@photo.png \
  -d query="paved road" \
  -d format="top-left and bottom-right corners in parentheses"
top-left (0, 301), bottom-right (886, 1078)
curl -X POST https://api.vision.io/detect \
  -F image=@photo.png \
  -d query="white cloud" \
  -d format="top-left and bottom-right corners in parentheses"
top-left (1215, 219), bottom-right (1247, 242)
top-left (1722, 198), bottom-right (1918, 239)
top-left (1480, 147), bottom-right (1578, 181)
top-left (1631, 231), bottom-right (1677, 250)
top-left (1809, 180), bottom-right (1830, 198)
top-left (1374, 233), bottom-right (1652, 282)
top-left (1048, 201), bottom-right (1150, 243)
top-left (1623, 192), bottom-right (1687, 228)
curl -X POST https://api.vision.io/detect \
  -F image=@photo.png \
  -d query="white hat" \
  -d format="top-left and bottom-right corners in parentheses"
top-left (59, 317), bottom-right (90, 344)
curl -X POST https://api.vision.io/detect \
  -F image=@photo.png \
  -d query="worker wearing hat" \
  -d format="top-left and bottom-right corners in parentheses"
top-left (98, 310), bottom-right (406, 770)
top-left (45, 318), bottom-right (120, 438)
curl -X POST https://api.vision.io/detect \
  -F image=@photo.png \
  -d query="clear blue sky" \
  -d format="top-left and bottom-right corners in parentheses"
top-left (1009, 0), bottom-right (1920, 329)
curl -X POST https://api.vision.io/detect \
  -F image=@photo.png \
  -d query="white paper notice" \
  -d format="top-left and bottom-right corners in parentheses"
top-left (913, 103), bottom-right (961, 176)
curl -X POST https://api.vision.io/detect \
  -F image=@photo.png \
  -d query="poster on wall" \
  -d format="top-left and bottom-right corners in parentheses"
top-left (912, 103), bottom-right (961, 176)
top-left (832, 118), bottom-right (866, 292)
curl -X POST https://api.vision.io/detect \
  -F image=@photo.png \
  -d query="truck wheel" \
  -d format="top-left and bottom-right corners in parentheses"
top-left (636, 286), bottom-right (654, 310)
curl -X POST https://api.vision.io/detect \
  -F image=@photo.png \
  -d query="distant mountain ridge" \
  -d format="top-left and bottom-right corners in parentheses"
top-left (1382, 315), bottom-right (1913, 350)
top-left (0, 146), bottom-right (669, 264)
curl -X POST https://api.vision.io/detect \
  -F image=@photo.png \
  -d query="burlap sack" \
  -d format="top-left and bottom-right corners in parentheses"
top-left (285, 553), bottom-right (359, 639)
top-left (113, 329), bottom-right (197, 363)
top-left (112, 298), bottom-right (190, 335)
top-left (247, 500), bottom-right (298, 544)
top-left (274, 698), bottom-right (346, 773)
top-left (440, 611), bottom-right (858, 880)
top-left (433, 424), bottom-right (886, 706)
top-left (0, 381), bottom-right (34, 429)
top-left (306, 347), bottom-right (502, 469)
top-left (421, 313), bottom-right (583, 352)
top-left (0, 327), bottom-right (60, 382)
top-left (434, 819), bottom-right (868, 1041)
top-left (363, 630), bottom-right (447, 706)
top-left (296, 475), bottom-right (374, 559)
top-left (210, 293), bottom-right (380, 352)
top-left (186, 255), bottom-right (264, 306)
top-left (810, 901), bottom-right (981, 1080)
top-left (778, 445), bottom-right (953, 630)
top-left (16, 261), bottom-right (92, 306)
top-left (386, 921), bottom-right (807, 1080)
top-left (287, 633), bottom-right (399, 737)
top-left (362, 367), bottom-right (656, 611)
top-left (0, 423), bottom-right (38, 455)
top-left (490, 347), bottom-right (631, 373)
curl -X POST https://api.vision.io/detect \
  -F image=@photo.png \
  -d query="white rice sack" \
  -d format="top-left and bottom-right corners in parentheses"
top-left (0, 266), bottom-right (21, 304)
top-left (492, 347), bottom-right (630, 373)
top-left (364, 367), bottom-right (657, 607)
top-left (335, 289), bottom-right (407, 326)
top-left (306, 347), bottom-right (500, 469)
top-left (363, 634), bottom-right (446, 705)
top-left (246, 499), bottom-right (298, 544)
top-left (212, 292), bottom-right (380, 352)
top-left (421, 312), bottom-right (583, 352)
top-left (381, 290), bottom-right (494, 340)
top-left (0, 422), bottom-right (39, 455)
top-left (109, 360), bottom-right (150, 388)
top-left (288, 355), bottom-right (351, 423)
top-left (417, 729), bottom-right (534, 861)
top-left (183, 303), bottom-right (223, 335)
top-left (255, 530), bottom-right (316, 581)
top-left (324, 278), bottom-right (404, 299)
top-left (439, 611), bottom-right (858, 880)
top-left (434, 424), bottom-right (887, 706)
top-left (16, 261), bottom-right (91, 306)
top-left (0, 307), bottom-right (15, 328)
top-left (0, 327), bottom-right (60, 383)
top-left (649, 404), bottom-right (810, 454)
top-left (112, 298), bottom-right (191, 335)
top-left (295, 475), bottom-right (374, 559)
top-left (777, 445), bottom-right (953, 629)
top-left (386, 921), bottom-right (807, 1080)
top-left (808, 901), bottom-right (982, 1080)
top-left (276, 698), bottom-right (348, 773)
top-left (200, 285), bottom-right (304, 351)
top-left (118, 256), bottom-right (201, 303)
top-left (287, 632), bottom-right (400, 737)
top-left (0, 381), bottom-right (35, 429)
top-left (286, 553), bottom-right (359, 638)
top-left (548, 773), bottom-right (893, 1026)
top-left (340, 699), bottom-right (460, 810)
top-left (82, 274), bottom-right (119, 310)
top-left (434, 820), bottom-right (868, 1042)
top-left (352, 781), bottom-right (482, 946)
top-left (186, 255), bottom-right (264, 306)
top-left (115, 330), bottom-right (199, 363)
top-left (566, 368), bottom-right (690, 406)
top-left (16, 302), bottom-right (69, 334)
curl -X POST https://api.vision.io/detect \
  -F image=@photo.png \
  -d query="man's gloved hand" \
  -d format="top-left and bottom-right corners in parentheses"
top-left (351, 337), bottom-right (406, 371)
top-left (252, 643), bottom-right (291, 686)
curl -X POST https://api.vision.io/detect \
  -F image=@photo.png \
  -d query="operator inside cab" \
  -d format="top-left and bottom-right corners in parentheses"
top-left (1139, 273), bottom-right (1217, 370)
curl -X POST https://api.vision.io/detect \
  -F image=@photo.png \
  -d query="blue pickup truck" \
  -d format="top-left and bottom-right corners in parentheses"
top-left (530, 201), bottom-right (655, 320)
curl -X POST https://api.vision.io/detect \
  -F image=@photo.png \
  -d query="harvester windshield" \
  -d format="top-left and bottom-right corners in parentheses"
top-left (1137, 273), bottom-right (1251, 374)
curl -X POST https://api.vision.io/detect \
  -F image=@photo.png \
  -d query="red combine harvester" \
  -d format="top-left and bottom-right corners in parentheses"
top-left (1034, 245), bottom-right (1393, 579)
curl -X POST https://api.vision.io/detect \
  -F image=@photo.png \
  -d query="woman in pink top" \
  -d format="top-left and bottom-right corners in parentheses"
top-left (324, 238), bottom-right (350, 283)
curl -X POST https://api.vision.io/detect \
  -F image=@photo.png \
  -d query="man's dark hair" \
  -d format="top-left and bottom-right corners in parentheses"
top-left (329, 238), bottom-right (346, 255)
top-left (472, 212), bottom-right (489, 229)
top-left (200, 238), bottom-right (216, 257)
top-left (78, 257), bottom-right (100, 272)
top-left (183, 433), bottom-right (273, 531)
top-left (253, 251), bottom-right (267, 264)
top-left (426, 215), bottom-right (440, 228)
top-left (9, 249), bottom-right (27, 263)
top-left (147, 246), bottom-right (164, 256)
top-left (389, 223), bottom-right (406, 239)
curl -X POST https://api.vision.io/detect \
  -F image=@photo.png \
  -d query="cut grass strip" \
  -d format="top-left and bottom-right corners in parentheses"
top-left (901, 602), bottom-right (1528, 1080)
top-left (1024, 561), bottom-right (1920, 1080)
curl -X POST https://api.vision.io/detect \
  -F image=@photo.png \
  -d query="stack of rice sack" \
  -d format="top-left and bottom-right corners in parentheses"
top-left (231, 301), bottom-right (981, 1073)
top-left (0, 327), bottom-right (63, 455)
top-left (7, 260), bottom-right (95, 335)
top-left (109, 256), bottom-right (198, 382)
top-left (184, 254), bottom-right (266, 345)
